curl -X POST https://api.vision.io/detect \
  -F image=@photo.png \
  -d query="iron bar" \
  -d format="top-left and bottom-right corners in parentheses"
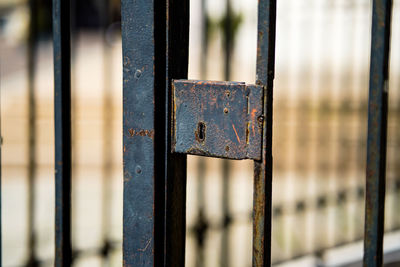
top-left (363, 0), bottom-right (393, 266)
top-left (121, 0), bottom-right (189, 264)
top-left (195, 2), bottom-right (208, 265)
top-left (194, 157), bottom-right (207, 267)
top-left (27, 0), bottom-right (38, 265)
top-left (69, 0), bottom-right (77, 261)
top-left (52, 0), bottom-right (72, 265)
top-left (121, 0), bottom-right (159, 263)
top-left (221, 0), bottom-right (233, 264)
top-left (100, 0), bottom-right (113, 265)
top-left (221, 158), bottom-right (230, 267)
top-left (253, 0), bottom-right (276, 265)
top-left (165, 0), bottom-right (189, 265)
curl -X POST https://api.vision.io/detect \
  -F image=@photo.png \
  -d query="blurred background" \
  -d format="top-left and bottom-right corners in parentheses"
top-left (0, 0), bottom-right (399, 266)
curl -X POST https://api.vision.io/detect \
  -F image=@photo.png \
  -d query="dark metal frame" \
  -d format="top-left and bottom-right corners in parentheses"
top-left (14, 0), bottom-right (389, 266)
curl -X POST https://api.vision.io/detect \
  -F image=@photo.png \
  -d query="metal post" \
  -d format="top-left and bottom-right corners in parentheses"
top-left (195, 157), bottom-right (207, 267)
top-left (27, 0), bottom-right (38, 265)
top-left (363, 0), bottom-right (393, 266)
top-left (100, 0), bottom-right (113, 265)
top-left (121, 0), bottom-right (189, 265)
top-left (165, 1), bottom-right (189, 265)
top-left (52, 0), bottom-right (72, 265)
top-left (221, 0), bottom-right (233, 265)
top-left (195, 2), bottom-right (209, 266)
top-left (253, 0), bottom-right (276, 265)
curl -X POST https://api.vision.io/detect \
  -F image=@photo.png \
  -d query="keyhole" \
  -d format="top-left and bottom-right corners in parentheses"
top-left (197, 122), bottom-right (206, 142)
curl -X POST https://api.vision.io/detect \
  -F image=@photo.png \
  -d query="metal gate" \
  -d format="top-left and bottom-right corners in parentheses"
top-left (118, 0), bottom-right (393, 266)
top-left (0, 0), bottom-right (395, 266)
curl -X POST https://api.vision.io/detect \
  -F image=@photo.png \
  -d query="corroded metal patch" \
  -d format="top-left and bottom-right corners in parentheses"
top-left (172, 79), bottom-right (264, 160)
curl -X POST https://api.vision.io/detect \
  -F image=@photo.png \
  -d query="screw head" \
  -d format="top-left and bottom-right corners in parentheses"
top-left (134, 69), bottom-right (142, 79)
top-left (136, 166), bottom-right (142, 174)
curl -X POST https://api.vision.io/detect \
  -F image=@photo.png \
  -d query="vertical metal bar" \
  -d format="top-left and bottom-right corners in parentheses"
top-left (363, 0), bottom-right (393, 266)
top-left (253, 0), bottom-right (276, 265)
top-left (195, 2), bottom-right (208, 266)
top-left (221, 159), bottom-right (230, 267)
top-left (100, 0), bottom-right (112, 265)
top-left (165, 0), bottom-right (189, 265)
top-left (223, 0), bottom-right (233, 81)
top-left (121, 0), bottom-right (188, 265)
top-left (27, 0), bottom-right (38, 265)
top-left (69, 0), bottom-right (77, 258)
top-left (121, 0), bottom-right (159, 263)
top-left (221, 0), bottom-right (233, 265)
top-left (195, 158), bottom-right (206, 267)
top-left (52, 0), bottom-right (72, 265)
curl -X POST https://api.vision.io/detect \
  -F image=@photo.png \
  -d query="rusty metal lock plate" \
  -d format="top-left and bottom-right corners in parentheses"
top-left (172, 80), bottom-right (264, 160)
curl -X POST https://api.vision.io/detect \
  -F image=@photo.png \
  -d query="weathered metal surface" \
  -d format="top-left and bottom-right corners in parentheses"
top-left (363, 0), bottom-right (393, 266)
top-left (253, 0), bottom-right (276, 266)
top-left (121, 0), bottom-right (158, 265)
top-left (52, 0), bottom-right (72, 265)
top-left (122, 0), bottom-right (188, 265)
top-left (172, 80), bottom-right (263, 160)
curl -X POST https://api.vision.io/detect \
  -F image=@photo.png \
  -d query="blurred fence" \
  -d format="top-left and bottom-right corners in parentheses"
top-left (0, 0), bottom-right (399, 266)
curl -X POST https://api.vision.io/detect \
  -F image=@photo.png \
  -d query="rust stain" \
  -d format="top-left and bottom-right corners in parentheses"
top-left (251, 108), bottom-right (258, 121)
top-left (123, 170), bottom-right (132, 182)
top-left (251, 108), bottom-right (258, 136)
top-left (246, 122), bottom-right (250, 145)
top-left (246, 95), bottom-right (250, 114)
top-left (209, 96), bottom-right (217, 106)
top-left (232, 124), bottom-right (241, 144)
top-left (128, 129), bottom-right (154, 139)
